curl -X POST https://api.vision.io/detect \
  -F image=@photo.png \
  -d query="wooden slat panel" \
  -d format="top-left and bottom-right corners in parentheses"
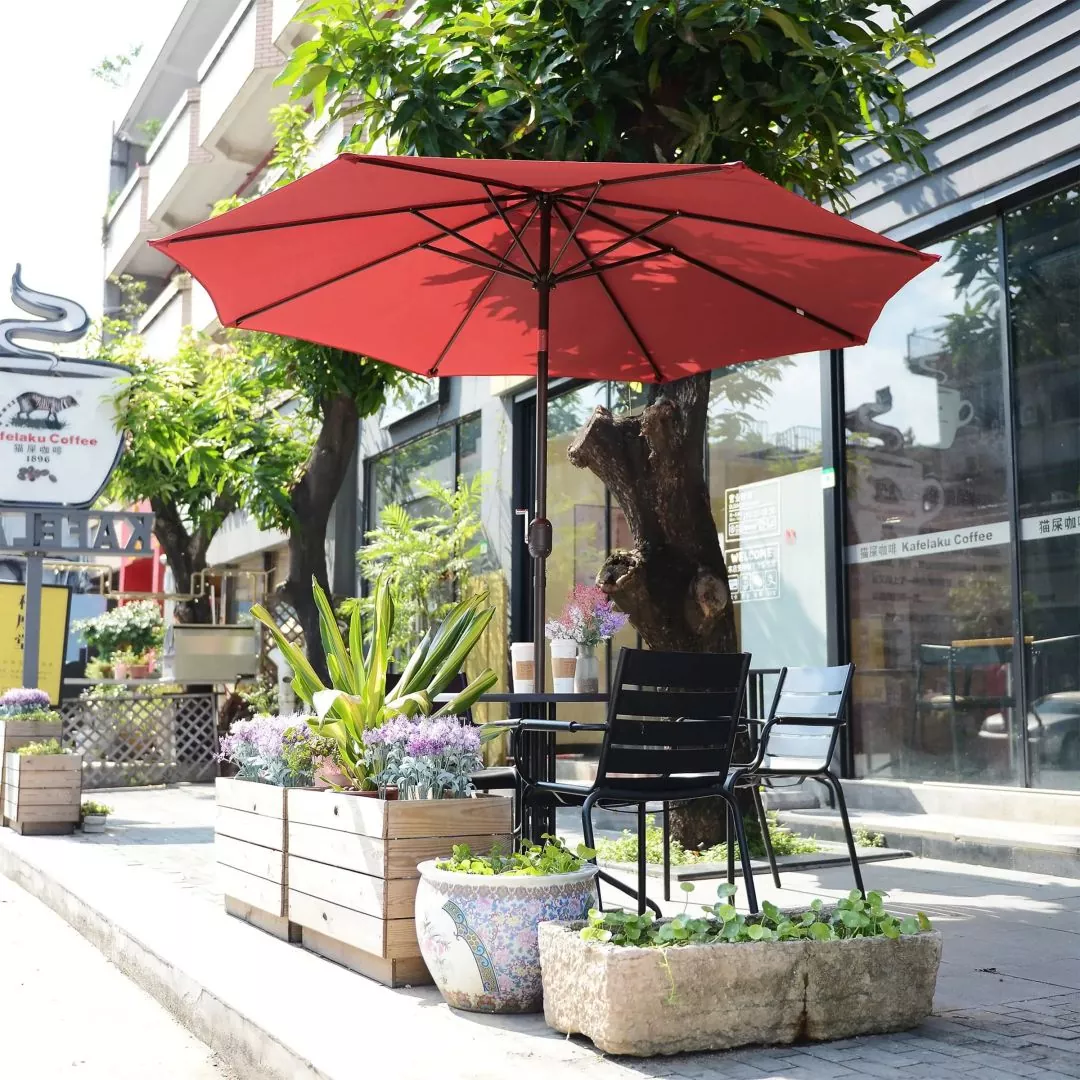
top-left (288, 822), bottom-right (385, 876)
top-left (287, 788), bottom-right (388, 837)
top-left (219, 864), bottom-right (286, 917)
top-left (384, 795), bottom-right (512, 839)
top-left (4, 803), bottom-right (80, 823)
top-left (618, 649), bottom-right (750, 692)
top-left (6, 771), bottom-right (81, 790)
top-left (216, 835), bottom-right (286, 883)
top-left (300, 928), bottom-right (430, 987)
top-left (609, 717), bottom-right (734, 747)
top-left (10, 787), bottom-right (82, 807)
top-left (603, 747), bottom-right (715, 776)
top-left (288, 890), bottom-right (387, 956)
top-left (215, 777), bottom-right (285, 817)
top-left (7, 755), bottom-right (81, 774)
top-left (0, 721), bottom-right (63, 740)
top-left (288, 856), bottom-right (390, 919)
top-left (216, 806), bottom-right (284, 849)
top-left (385, 834), bottom-right (512, 879)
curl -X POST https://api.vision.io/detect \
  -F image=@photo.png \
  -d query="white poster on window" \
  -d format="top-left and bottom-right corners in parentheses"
top-left (0, 365), bottom-right (126, 507)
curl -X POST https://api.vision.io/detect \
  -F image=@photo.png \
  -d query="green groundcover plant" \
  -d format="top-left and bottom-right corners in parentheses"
top-left (581, 885), bottom-right (933, 946)
top-left (15, 739), bottom-right (66, 756)
top-left (437, 837), bottom-right (596, 876)
top-left (81, 801), bottom-right (113, 817)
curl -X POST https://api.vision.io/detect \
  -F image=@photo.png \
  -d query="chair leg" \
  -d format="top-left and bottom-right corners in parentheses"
top-left (582, 792), bottom-right (601, 911)
top-left (726, 801), bottom-right (737, 889)
top-left (637, 803), bottom-right (648, 915)
top-left (751, 782), bottom-right (781, 890)
top-left (725, 796), bottom-right (759, 914)
top-left (662, 801), bottom-right (671, 903)
top-left (821, 772), bottom-right (865, 896)
top-left (597, 870), bottom-right (662, 917)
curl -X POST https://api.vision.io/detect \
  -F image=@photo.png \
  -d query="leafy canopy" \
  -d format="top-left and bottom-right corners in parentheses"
top-left (282, 0), bottom-right (931, 207)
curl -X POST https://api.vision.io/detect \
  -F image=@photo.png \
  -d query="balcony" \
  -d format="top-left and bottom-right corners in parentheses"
top-left (138, 277), bottom-right (192, 360)
top-left (103, 167), bottom-right (174, 282)
top-left (198, 0), bottom-right (289, 171)
top-left (271, 0), bottom-right (313, 51)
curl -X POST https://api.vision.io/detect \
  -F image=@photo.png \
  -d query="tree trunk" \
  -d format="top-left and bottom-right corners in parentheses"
top-left (150, 496), bottom-right (227, 625)
top-left (568, 372), bottom-right (739, 848)
top-left (281, 391), bottom-right (359, 681)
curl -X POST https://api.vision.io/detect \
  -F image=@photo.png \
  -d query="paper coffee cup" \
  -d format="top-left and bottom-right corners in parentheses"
top-left (510, 642), bottom-right (535, 693)
top-left (549, 639), bottom-right (578, 694)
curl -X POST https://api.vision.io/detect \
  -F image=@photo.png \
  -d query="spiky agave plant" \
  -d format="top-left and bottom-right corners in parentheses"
top-left (250, 576), bottom-right (498, 789)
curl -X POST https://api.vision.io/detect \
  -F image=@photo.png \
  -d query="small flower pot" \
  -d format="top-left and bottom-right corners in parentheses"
top-left (415, 861), bottom-right (598, 1013)
top-left (81, 814), bottom-right (108, 833)
top-left (549, 640), bottom-right (578, 694)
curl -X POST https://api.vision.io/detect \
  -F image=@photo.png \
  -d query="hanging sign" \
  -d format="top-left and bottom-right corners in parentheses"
top-left (0, 581), bottom-right (71, 704)
top-left (0, 365), bottom-right (127, 507)
top-left (0, 264), bottom-right (127, 508)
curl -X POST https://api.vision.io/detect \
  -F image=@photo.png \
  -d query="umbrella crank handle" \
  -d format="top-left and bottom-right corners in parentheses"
top-left (515, 508), bottom-right (552, 558)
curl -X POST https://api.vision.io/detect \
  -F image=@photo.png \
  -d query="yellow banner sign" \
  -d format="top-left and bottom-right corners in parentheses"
top-left (0, 582), bottom-right (70, 704)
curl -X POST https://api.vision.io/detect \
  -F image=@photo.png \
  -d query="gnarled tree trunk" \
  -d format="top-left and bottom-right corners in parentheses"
top-left (281, 391), bottom-right (359, 682)
top-left (569, 372), bottom-right (739, 848)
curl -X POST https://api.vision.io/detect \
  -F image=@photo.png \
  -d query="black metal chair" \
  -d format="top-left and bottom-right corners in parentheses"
top-left (724, 663), bottom-right (863, 895)
top-left (531, 647), bottom-right (755, 915)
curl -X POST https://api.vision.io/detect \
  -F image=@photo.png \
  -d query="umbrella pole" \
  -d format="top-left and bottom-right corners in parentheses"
top-left (530, 199), bottom-right (553, 692)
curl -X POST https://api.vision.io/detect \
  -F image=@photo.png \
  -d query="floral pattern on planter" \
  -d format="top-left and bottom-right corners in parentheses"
top-left (415, 862), bottom-right (598, 1014)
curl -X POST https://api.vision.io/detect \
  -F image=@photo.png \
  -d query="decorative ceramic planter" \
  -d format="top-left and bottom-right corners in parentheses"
top-left (539, 920), bottom-right (942, 1055)
top-left (2, 751), bottom-right (82, 836)
top-left (215, 777), bottom-right (299, 942)
top-left (287, 790), bottom-right (513, 987)
top-left (416, 862), bottom-right (598, 1013)
top-left (81, 814), bottom-right (107, 833)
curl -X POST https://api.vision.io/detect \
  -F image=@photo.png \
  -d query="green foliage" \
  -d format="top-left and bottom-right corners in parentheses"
top-left (596, 812), bottom-right (817, 866)
top-left (437, 836), bottom-right (595, 876)
top-left (580, 885), bottom-right (932, 946)
top-left (16, 739), bottom-right (65, 756)
top-left (854, 826), bottom-right (885, 849)
top-left (72, 601), bottom-right (164, 660)
top-left (251, 576), bottom-right (498, 788)
top-left (281, 0), bottom-right (931, 208)
top-left (91, 44), bottom-right (142, 87)
top-left (0, 710), bottom-right (60, 724)
top-left (81, 801), bottom-right (113, 817)
top-left (106, 331), bottom-right (316, 539)
top-left (282, 730), bottom-right (340, 780)
top-left (347, 474), bottom-right (486, 656)
top-left (237, 678), bottom-right (280, 718)
top-left (136, 117), bottom-right (163, 144)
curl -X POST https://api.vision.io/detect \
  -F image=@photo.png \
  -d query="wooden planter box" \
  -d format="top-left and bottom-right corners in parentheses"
top-left (287, 789), bottom-right (513, 987)
top-left (215, 777), bottom-right (299, 942)
top-left (0, 719), bottom-right (63, 809)
top-left (3, 751), bottom-right (82, 835)
top-left (539, 921), bottom-right (942, 1055)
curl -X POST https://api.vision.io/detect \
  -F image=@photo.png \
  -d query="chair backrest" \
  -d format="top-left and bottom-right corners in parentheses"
top-left (762, 664), bottom-right (854, 772)
top-left (595, 648), bottom-right (751, 795)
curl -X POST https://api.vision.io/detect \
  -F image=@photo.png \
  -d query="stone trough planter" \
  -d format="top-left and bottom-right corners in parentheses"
top-left (539, 920), bottom-right (942, 1056)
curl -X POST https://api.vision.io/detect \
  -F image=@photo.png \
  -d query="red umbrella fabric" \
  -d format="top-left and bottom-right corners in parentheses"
top-left (151, 155), bottom-right (935, 684)
top-left (151, 155), bottom-right (934, 382)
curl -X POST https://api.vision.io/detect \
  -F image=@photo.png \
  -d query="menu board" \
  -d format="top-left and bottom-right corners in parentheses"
top-left (0, 582), bottom-right (71, 703)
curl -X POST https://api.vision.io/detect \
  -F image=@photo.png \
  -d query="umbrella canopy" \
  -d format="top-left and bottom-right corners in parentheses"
top-left (151, 155), bottom-right (935, 683)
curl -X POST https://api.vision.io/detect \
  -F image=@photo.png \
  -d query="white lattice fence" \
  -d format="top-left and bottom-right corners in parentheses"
top-left (61, 693), bottom-right (219, 789)
top-left (258, 598), bottom-right (304, 675)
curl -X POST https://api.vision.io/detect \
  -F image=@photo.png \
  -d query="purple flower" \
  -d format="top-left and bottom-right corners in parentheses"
top-left (544, 584), bottom-right (628, 646)
top-left (0, 687), bottom-right (51, 713)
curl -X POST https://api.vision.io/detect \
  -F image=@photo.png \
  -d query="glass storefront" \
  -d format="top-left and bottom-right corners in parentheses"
top-left (844, 184), bottom-right (1079, 788)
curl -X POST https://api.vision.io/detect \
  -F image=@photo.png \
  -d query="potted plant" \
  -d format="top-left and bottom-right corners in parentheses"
top-left (215, 712), bottom-right (335, 941)
top-left (112, 647), bottom-right (154, 680)
top-left (72, 600), bottom-right (164, 676)
top-left (539, 884), bottom-right (941, 1055)
top-left (416, 837), bottom-right (598, 1013)
top-left (80, 800), bottom-right (113, 833)
top-left (0, 687), bottom-right (64, 808)
top-left (3, 739), bottom-right (82, 836)
top-left (250, 576), bottom-right (512, 987)
top-left (545, 584), bottom-right (628, 693)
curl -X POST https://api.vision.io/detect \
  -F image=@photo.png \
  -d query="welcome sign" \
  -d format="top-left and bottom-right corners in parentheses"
top-left (0, 363), bottom-right (126, 507)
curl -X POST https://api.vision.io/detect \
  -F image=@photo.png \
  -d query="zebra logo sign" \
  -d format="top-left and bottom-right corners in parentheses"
top-left (0, 267), bottom-right (127, 508)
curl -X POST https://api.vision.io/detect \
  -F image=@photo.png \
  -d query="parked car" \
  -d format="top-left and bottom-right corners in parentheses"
top-left (979, 691), bottom-right (1080, 768)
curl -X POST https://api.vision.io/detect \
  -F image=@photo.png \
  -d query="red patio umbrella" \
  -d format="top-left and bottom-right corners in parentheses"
top-left (151, 155), bottom-right (935, 685)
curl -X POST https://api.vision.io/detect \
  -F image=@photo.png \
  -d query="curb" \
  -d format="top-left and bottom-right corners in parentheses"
top-left (0, 838), bottom-right (326, 1080)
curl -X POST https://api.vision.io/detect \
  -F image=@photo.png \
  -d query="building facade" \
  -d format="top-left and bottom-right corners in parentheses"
top-left (105, 0), bottom-right (1080, 795)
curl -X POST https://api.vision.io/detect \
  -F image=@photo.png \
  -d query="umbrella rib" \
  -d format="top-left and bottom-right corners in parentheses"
top-left (483, 184), bottom-right (540, 277)
top-left (557, 250), bottom-right (664, 283)
top-left (578, 205), bottom-right (864, 342)
top-left (231, 205), bottom-right (511, 325)
top-left (420, 244), bottom-right (534, 280)
top-left (550, 184), bottom-right (601, 274)
top-left (411, 209), bottom-right (533, 277)
top-left (549, 163), bottom-right (734, 196)
top-left (565, 194), bottom-right (920, 257)
top-left (156, 196), bottom-right (516, 244)
top-left (553, 204), bottom-right (663, 382)
top-left (346, 154), bottom-right (541, 196)
top-left (553, 211), bottom-right (677, 279)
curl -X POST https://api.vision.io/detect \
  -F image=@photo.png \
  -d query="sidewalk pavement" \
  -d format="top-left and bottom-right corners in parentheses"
top-left (1, 784), bottom-right (1078, 1080)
